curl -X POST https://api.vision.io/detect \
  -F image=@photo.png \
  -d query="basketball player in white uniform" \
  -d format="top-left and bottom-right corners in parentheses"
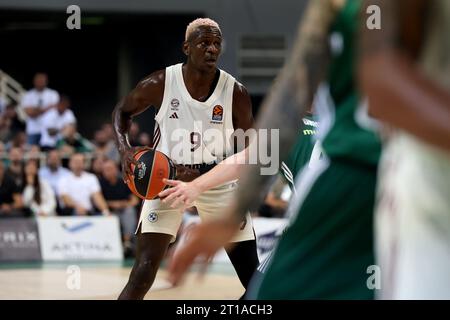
top-left (359, 0), bottom-right (450, 299)
top-left (113, 18), bottom-right (258, 300)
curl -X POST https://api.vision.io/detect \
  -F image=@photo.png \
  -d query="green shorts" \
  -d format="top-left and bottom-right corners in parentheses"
top-left (256, 158), bottom-right (377, 299)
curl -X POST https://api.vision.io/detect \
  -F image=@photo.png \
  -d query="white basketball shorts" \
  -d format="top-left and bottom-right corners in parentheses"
top-left (137, 181), bottom-right (255, 243)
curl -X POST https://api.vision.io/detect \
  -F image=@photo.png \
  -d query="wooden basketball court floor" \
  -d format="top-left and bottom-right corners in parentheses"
top-left (0, 260), bottom-right (244, 300)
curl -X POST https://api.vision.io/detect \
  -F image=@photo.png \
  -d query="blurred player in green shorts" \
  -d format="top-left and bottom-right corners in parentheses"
top-left (254, 110), bottom-right (322, 284)
top-left (160, 108), bottom-right (322, 300)
top-left (254, 0), bottom-right (381, 299)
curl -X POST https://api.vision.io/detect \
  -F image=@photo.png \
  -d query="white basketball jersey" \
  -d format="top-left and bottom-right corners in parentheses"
top-left (153, 63), bottom-right (236, 165)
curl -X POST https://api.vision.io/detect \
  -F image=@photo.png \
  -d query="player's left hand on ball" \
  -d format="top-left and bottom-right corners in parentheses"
top-left (159, 179), bottom-right (201, 209)
top-left (167, 218), bottom-right (240, 286)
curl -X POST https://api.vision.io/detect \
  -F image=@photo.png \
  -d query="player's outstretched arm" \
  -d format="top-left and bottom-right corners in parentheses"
top-left (112, 71), bottom-right (165, 182)
top-left (358, 0), bottom-right (450, 151)
top-left (168, 216), bottom-right (240, 286)
top-left (158, 148), bottom-right (248, 208)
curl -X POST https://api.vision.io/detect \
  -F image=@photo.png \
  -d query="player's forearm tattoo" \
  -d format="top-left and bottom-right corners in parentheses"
top-left (232, 0), bottom-right (337, 222)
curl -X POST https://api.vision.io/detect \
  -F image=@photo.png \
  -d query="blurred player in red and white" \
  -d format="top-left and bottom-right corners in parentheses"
top-left (359, 0), bottom-right (450, 299)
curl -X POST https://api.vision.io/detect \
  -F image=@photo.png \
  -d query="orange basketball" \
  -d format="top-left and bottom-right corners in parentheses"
top-left (126, 149), bottom-right (176, 200)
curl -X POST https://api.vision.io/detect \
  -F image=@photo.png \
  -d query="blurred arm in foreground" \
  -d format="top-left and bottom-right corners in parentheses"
top-left (358, 0), bottom-right (450, 151)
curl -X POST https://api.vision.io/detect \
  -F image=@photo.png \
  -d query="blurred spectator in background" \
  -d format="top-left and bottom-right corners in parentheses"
top-left (102, 123), bottom-right (115, 141)
top-left (58, 153), bottom-right (109, 216)
top-left (0, 114), bottom-right (9, 141)
top-left (128, 122), bottom-right (140, 146)
top-left (56, 123), bottom-right (94, 156)
top-left (26, 145), bottom-right (42, 162)
top-left (40, 94), bottom-right (76, 151)
top-left (6, 147), bottom-right (24, 189)
top-left (0, 142), bottom-right (6, 161)
top-left (100, 159), bottom-right (138, 256)
top-left (22, 159), bottom-right (56, 216)
top-left (0, 96), bottom-right (7, 114)
top-left (20, 73), bottom-right (59, 145)
top-left (138, 132), bottom-right (151, 147)
top-left (0, 161), bottom-right (23, 217)
top-left (5, 131), bottom-right (27, 151)
top-left (38, 149), bottom-right (70, 195)
top-left (93, 128), bottom-right (119, 163)
top-left (90, 154), bottom-right (106, 178)
top-left (0, 103), bottom-right (26, 142)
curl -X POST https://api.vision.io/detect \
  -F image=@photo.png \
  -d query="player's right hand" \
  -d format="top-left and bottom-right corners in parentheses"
top-left (158, 179), bottom-right (202, 208)
top-left (120, 146), bottom-right (152, 183)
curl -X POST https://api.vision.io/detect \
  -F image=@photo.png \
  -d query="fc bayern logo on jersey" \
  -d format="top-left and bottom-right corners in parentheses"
top-left (170, 98), bottom-right (180, 110)
top-left (212, 105), bottom-right (223, 121)
top-left (148, 212), bottom-right (158, 223)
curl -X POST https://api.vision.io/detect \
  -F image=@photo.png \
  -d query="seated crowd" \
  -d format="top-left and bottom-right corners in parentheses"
top-left (0, 72), bottom-right (151, 256)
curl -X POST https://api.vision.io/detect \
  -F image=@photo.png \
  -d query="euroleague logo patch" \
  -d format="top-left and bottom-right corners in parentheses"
top-left (211, 105), bottom-right (223, 121)
top-left (148, 212), bottom-right (158, 223)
